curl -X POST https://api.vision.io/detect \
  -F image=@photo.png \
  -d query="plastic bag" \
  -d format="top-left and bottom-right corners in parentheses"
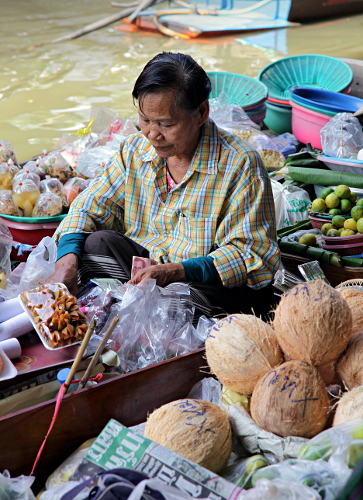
top-left (0, 470), bottom-right (36, 500)
top-left (209, 91), bottom-right (260, 131)
top-left (280, 228), bottom-right (324, 248)
top-left (21, 160), bottom-right (46, 180)
top-left (63, 177), bottom-right (91, 205)
top-left (238, 478), bottom-right (321, 499)
top-left (228, 405), bottom-right (308, 462)
top-left (251, 458), bottom-right (350, 500)
top-left (40, 176), bottom-right (68, 207)
top-left (76, 144), bottom-right (118, 178)
top-left (12, 178), bottom-right (40, 218)
top-left (32, 192), bottom-right (62, 217)
top-left (0, 190), bottom-right (19, 216)
top-left (271, 180), bottom-right (312, 229)
top-left (0, 140), bottom-right (17, 165)
top-left (187, 377), bottom-right (222, 408)
top-left (220, 454), bottom-right (270, 488)
top-left (0, 160), bottom-right (19, 190)
top-left (0, 221), bottom-right (12, 288)
top-left (18, 236), bottom-right (57, 293)
top-left (13, 169), bottom-right (41, 186)
top-left (102, 280), bottom-right (200, 373)
top-left (320, 113), bottom-right (363, 159)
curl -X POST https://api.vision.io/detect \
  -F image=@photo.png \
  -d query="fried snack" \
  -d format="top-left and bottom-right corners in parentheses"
top-left (20, 284), bottom-right (88, 348)
top-left (0, 160), bottom-right (19, 190)
top-left (40, 177), bottom-right (68, 207)
top-left (32, 192), bottom-right (62, 217)
top-left (0, 190), bottom-right (20, 216)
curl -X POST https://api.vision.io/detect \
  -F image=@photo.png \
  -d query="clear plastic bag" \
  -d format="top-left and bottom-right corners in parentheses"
top-left (32, 192), bottom-right (62, 217)
top-left (320, 113), bottom-right (363, 159)
top-left (209, 91), bottom-right (260, 131)
top-left (40, 176), bottom-right (68, 207)
top-left (0, 470), bottom-right (36, 500)
top-left (18, 236), bottom-right (57, 293)
top-left (12, 178), bottom-right (40, 218)
top-left (251, 458), bottom-right (350, 500)
top-left (0, 221), bottom-right (12, 289)
top-left (0, 160), bottom-right (19, 190)
top-left (0, 140), bottom-right (17, 165)
top-left (0, 190), bottom-right (20, 216)
top-left (280, 228), bottom-right (324, 248)
top-left (271, 180), bottom-right (312, 229)
top-left (187, 377), bottom-right (222, 408)
top-left (102, 280), bottom-right (199, 373)
top-left (220, 454), bottom-right (270, 489)
top-left (76, 144), bottom-right (118, 178)
top-left (13, 169), bottom-right (41, 187)
top-left (238, 478), bottom-right (321, 500)
top-left (21, 160), bottom-right (46, 180)
top-left (63, 177), bottom-right (90, 205)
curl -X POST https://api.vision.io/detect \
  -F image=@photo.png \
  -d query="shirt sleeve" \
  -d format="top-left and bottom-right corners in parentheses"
top-left (57, 233), bottom-right (87, 261)
top-left (209, 153), bottom-right (280, 289)
top-left (53, 150), bottom-right (126, 244)
top-left (181, 256), bottom-right (221, 283)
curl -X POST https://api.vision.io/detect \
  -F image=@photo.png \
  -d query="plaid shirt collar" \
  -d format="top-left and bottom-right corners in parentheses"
top-left (139, 118), bottom-right (220, 175)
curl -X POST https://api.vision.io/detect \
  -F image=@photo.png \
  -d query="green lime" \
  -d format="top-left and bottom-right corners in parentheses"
top-left (335, 185), bottom-right (351, 199)
top-left (344, 218), bottom-right (357, 231)
top-left (351, 206), bottom-right (363, 221)
top-left (331, 215), bottom-right (346, 228)
top-left (338, 228), bottom-right (345, 235)
top-left (325, 193), bottom-right (340, 209)
top-left (356, 199), bottom-right (363, 207)
top-left (349, 192), bottom-right (357, 203)
top-left (356, 218), bottom-right (363, 233)
top-left (320, 187), bottom-right (334, 200)
top-left (311, 198), bottom-right (326, 212)
top-left (340, 199), bottom-right (352, 213)
top-left (329, 208), bottom-right (342, 215)
top-left (341, 229), bottom-right (356, 236)
top-left (299, 233), bottom-right (317, 246)
top-left (327, 229), bottom-right (340, 237)
top-left (321, 223), bottom-right (334, 235)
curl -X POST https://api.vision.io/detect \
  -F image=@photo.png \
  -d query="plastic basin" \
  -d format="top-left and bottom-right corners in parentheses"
top-left (289, 96), bottom-right (336, 116)
top-left (322, 241), bottom-right (363, 256)
top-left (264, 101), bottom-right (292, 135)
top-left (323, 233), bottom-right (363, 245)
top-left (0, 216), bottom-right (60, 245)
top-left (290, 100), bottom-right (331, 149)
top-left (289, 87), bottom-right (363, 113)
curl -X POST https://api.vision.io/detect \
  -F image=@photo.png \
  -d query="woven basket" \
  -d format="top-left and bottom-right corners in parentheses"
top-left (335, 279), bottom-right (363, 289)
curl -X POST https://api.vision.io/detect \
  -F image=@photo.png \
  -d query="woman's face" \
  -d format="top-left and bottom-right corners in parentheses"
top-left (138, 90), bottom-right (209, 161)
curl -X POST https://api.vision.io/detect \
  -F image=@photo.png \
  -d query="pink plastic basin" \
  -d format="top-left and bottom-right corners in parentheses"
top-left (0, 216), bottom-right (60, 245)
top-left (289, 100), bottom-right (332, 149)
top-left (322, 241), bottom-right (363, 256)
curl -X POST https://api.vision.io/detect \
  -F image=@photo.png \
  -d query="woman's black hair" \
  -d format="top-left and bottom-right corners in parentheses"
top-left (132, 52), bottom-right (211, 112)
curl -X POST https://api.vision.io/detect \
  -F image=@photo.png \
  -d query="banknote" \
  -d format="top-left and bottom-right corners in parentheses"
top-left (131, 256), bottom-right (153, 278)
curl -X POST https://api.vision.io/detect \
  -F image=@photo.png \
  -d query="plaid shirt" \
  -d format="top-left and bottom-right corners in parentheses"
top-left (55, 118), bottom-right (280, 288)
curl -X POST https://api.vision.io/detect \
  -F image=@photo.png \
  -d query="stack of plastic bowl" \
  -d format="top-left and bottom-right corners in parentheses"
top-left (289, 87), bottom-right (363, 149)
top-left (207, 71), bottom-right (268, 124)
top-left (258, 54), bottom-right (354, 136)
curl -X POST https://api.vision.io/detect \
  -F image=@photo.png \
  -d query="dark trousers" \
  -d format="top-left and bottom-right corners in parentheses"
top-left (80, 230), bottom-right (278, 321)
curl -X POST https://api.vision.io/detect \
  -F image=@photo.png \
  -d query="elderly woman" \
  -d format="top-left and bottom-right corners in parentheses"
top-left (48, 52), bottom-right (280, 319)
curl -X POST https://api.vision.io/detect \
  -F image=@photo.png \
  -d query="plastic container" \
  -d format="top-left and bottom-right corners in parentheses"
top-left (258, 54), bottom-right (353, 101)
top-left (317, 155), bottom-right (363, 175)
top-left (308, 214), bottom-right (335, 230)
top-left (207, 71), bottom-right (268, 109)
top-left (0, 216), bottom-right (61, 245)
top-left (264, 101), bottom-right (292, 135)
top-left (322, 241), bottom-right (363, 256)
top-left (290, 100), bottom-right (331, 149)
top-left (57, 368), bottom-right (96, 392)
top-left (289, 96), bottom-right (336, 117)
top-left (289, 87), bottom-right (363, 114)
top-left (323, 232), bottom-right (363, 245)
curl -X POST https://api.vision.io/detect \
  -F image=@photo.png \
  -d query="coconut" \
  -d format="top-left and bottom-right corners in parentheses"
top-left (336, 287), bottom-right (363, 336)
top-left (333, 386), bottom-right (363, 426)
top-left (317, 362), bottom-right (337, 386)
top-left (336, 331), bottom-right (363, 389)
top-left (273, 279), bottom-right (352, 365)
top-left (144, 399), bottom-right (232, 473)
top-left (205, 314), bottom-right (283, 394)
top-left (250, 360), bottom-right (330, 438)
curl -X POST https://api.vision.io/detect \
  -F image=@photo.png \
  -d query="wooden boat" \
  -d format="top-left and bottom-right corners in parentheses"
top-left (0, 348), bottom-right (207, 494)
top-left (124, 0), bottom-right (363, 38)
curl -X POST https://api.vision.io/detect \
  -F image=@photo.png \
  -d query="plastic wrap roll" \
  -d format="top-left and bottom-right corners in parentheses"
top-left (0, 297), bottom-right (24, 322)
top-left (0, 313), bottom-right (33, 341)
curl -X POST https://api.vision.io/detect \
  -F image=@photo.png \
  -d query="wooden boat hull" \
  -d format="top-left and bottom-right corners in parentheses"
top-left (0, 348), bottom-right (207, 493)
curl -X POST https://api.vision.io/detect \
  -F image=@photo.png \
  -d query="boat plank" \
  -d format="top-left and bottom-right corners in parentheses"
top-left (0, 348), bottom-right (207, 492)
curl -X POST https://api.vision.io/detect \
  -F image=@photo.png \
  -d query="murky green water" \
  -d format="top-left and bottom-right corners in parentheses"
top-left (0, 0), bottom-right (362, 161)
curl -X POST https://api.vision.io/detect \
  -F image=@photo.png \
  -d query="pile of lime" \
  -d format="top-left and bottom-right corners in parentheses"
top-left (312, 186), bottom-right (363, 237)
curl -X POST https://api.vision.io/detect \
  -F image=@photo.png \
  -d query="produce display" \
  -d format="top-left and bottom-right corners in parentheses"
top-left (333, 385), bottom-right (363, 426)
top-left (205, 314), bottom-right (283, 394)
top-left (144, 398), bottom-right (233, 473)
top-left (336, 286), bottom-right (363, 335)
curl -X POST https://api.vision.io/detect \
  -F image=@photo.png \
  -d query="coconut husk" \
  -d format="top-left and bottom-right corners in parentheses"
top-left (316, 362), bottom-right (337, 386)
top-left (144, 399), bottom-right (232, 473)
top-left (250, 360), bottom-right (330, 439)
top-left (336, 287), bottom-right (363, 336)
top-left (333, 385), bottom-right (363, 426)
top-left (205, 314), bottom-right (283, 394)
top-left (336, 331), bottom-right (363, 389)
top-left (273, 279), bottom-right (352, 365)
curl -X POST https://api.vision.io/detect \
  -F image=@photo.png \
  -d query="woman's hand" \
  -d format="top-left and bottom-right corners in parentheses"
top-left (128, 263), bottom-right (185, 287)
top-left (40, 253), bottom-right (79, 296)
